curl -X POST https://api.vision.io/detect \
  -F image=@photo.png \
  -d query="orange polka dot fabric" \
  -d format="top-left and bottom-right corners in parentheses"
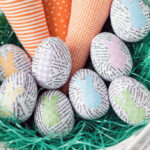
top-left (62, 0), bottom-right (113, 93)
top-left (42, 0), bottom-right (72, 42)
top-left (0, 0), bottom-right (50, 58)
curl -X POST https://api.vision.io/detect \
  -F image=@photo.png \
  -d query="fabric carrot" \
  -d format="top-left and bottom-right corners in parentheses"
top-left (42, 0), bottom-right (72, 42)
top-left (62, 0), bottom-right (113, 93)
top-left (0, 0), bottom-right (50, 58)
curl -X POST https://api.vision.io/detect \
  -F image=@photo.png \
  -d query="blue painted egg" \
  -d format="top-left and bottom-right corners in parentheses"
top-left (69, 69), bottom-right (110, 120)
top-left (111, 0), bottom-right (150, 42)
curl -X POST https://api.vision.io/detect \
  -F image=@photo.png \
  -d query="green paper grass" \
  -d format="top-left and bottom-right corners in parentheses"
top-left (0, 11), bottom-right (150, 150)
top-left (143, 0), bottom-right (150, 7)
top-left (0, 110), bottom-right (149, 150)
top-left (129, 32), bottom-right (150, 89)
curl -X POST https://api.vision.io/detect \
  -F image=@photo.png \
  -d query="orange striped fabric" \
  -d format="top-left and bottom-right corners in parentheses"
top-left (62, 0), bottom-right (113, 93)
top-left (42, 0), bottom-right (72, 42)
top-left (0, 0), bottom-right (50, 58)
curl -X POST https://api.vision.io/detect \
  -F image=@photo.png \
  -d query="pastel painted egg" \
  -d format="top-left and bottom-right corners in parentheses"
top-left (109, 76), bottom-right (150, 125)
top-left (34, 90), bottom-right (74, 138)
top-left (91, 32), bottom-right (133, 81)
top-left (0, 44), bottom-right (31, 82)
top-left (69, 69), bottom-right (110, 120)
top-left (32, 37), bottom-right (71, 89)
top-left (111, 0), bottom-right (150, 42)
top-left (0, 72), bottom-right (38, 122)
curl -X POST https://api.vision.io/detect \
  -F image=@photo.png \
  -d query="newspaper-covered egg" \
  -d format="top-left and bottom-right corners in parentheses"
top-left (111, 0), bottom-right (150, 42)
top-left (91, 32), bottom-right (133, 81)
top-left (0, 44), bottom-right (31, 82)
top-left (109, 76), bottom-right (150, 125)
top-left (32, 37), bottom-right (71, 89)
top-left (0, 72), bottom-right (38, 122)
top-left (69, 69), bottom-right (110, 120)
top-left (34, 90), bottom-right (74, 138)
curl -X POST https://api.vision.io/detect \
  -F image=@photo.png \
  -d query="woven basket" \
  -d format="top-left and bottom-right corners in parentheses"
top-left (108, 124), bottom-right (150, 150)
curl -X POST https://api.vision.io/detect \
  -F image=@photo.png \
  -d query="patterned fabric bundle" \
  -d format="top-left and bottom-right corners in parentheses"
top-left (62, 0), bottom-right (113, 92)
top-left (0, 0), bottom-right (50, 58)
top-left (42, 0), bottom-right (72, 42)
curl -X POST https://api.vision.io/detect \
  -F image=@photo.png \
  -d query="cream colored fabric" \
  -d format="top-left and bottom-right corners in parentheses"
top-left (107, 124), bottom-right (150, 150)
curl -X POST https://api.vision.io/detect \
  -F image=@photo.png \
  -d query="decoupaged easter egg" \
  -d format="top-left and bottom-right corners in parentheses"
top-left (91, 32), bottom-right (133, 81)
top-left (0, 44), bottom-right (31, 82)
top-left (69, 69), bottom-right (110, 120)
top-left (0, 72), bottom-right (38, 122)
top-left (34, 90), bottom-right (74, 138)
top-left (109, 76), bottom-right (150, 125)
top-left (32, 37), bottom-right (71, 89)
top-left (111, 0), bottom-right (150, 42)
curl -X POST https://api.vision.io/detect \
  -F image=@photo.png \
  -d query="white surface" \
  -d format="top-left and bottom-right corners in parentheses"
top-left (107, 124), bottom-right (150, 150)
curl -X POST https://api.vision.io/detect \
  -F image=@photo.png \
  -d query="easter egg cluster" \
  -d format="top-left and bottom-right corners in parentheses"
top-left (0, 0), bottom-right (150, 139)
